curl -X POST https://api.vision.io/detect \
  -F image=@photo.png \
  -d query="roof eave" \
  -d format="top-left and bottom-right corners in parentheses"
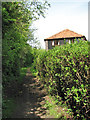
top-left (44, 36), bottom-right (85, 41)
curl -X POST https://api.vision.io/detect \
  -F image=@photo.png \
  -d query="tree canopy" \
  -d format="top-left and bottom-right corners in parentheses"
top-left (2, 0), bottom-right (50, 83)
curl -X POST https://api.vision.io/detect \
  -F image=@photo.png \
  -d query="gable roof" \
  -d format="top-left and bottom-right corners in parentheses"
top-left (44, 29), bottom-right (84, 40)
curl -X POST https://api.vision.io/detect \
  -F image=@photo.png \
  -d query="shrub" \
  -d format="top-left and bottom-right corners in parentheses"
top-left (36, 40), bottom-right (90, 119)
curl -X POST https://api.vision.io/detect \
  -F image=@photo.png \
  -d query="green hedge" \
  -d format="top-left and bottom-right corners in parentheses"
top-left (36, 40), bottom-right (90, 119)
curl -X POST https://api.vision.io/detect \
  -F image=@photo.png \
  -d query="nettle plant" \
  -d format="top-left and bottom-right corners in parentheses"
top-left (36, 40), bottom-right (90, 119)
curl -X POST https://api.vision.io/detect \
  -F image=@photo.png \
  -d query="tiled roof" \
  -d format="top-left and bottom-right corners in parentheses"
top-left (45, 29), bottom-right (84, 40)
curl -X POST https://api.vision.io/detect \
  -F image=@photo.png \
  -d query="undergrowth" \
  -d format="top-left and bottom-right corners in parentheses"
top-left (2, 67), bottom-right (27, 118)
top-left (43, 95), bottom-right (73, 119)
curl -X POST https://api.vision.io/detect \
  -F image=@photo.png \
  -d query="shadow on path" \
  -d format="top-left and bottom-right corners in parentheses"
top-left (11, 68), bottom-right (48, 118)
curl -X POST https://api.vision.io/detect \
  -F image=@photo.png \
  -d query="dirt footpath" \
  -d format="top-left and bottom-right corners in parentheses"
top-left (11, 68), bottom-right (53, 119)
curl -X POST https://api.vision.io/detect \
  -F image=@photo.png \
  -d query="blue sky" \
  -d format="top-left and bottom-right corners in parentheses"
top-left (33, 0), bottom-right (89, 49)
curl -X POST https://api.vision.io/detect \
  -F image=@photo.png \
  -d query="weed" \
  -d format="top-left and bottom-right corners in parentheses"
top-left (43, 95), bottom-right (72, 119)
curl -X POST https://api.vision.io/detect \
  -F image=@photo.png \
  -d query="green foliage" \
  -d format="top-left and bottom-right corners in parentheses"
top-left (2, 1), bottom-right (50, 118)
top-left (2, 2), bottom-right (28, 84)
top-left (2, 1), bottom-right (50, 83)
top-left (2, 98), bottom-right (16, 118)
top-left (30, 48), bottom-right (46, 76)
top-left (43, 95), bottom-right (72, 119)
top-left (18, 67), bottom-right (27, 84)
top-left (36, 40), bottom-right (90, 119)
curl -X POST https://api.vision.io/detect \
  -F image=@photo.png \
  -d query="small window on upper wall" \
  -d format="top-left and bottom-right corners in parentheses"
top-left (52, 41), bottom-right (54, 46)
top-left (66, 39), bottom-right (68, 43)
top-left (69, 40), bottom-right (71, 44)
top-left (58, 41), bottom-right (60, 45)
top-left (55, 40), bottom-right (58, 45)
top-left (64, 39), bottom-right (68, 44)
top-left (60, 40), bottom-right (64, 45)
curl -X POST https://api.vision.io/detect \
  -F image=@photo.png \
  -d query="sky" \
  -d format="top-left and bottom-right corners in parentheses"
top-left (32, 0), bottom-right (89, 49)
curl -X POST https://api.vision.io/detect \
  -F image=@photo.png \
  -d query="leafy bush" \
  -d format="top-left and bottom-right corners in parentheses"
top-left (2, 0), bottom-right (50, 86)
top-left (31, 48), bottom-right (46, 74)
top-left (36, 40), bottom-right (90, 119)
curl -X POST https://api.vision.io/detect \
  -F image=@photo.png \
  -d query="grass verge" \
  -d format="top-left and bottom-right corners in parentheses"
top-left (43, 95), bottom-right (73, 119)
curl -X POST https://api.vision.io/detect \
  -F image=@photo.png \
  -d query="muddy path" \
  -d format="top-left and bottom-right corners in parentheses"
top-left (11, 68), bottom-right (53, 119)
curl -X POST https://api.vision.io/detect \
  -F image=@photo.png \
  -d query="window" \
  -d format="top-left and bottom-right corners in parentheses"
top-left (52, 41), bottom-right (54, 46)
top-left (55, 40), bottom-right (58, 45)
top-left (66, 39), bottom-right (68, 43)
top-left (58, 40), bottom-right (60, 45)
top-left (69, 40), bottom-right (71, 44)
top-left (60, 40), bottom-right (64, 45)
top-left (52, 40), bottom-right (60, 46)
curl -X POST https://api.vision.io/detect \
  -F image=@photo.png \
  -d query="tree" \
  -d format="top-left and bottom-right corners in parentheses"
top-left (2, 0), bottom-right (50, 83)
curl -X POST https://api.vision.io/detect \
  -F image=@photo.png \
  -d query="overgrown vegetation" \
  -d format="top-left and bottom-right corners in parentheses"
top-left (35, 40), bottom-right (90, 119)
top-left (30, 48), bottom-right (45, 76)
top-left (2, 1), bottom-right (50, 118)
top-left (43, 95), bottom-right (73, 119)
top-left (2, 67), bottom-right (27, 118)
top-left (2, 1), bottom-right (90, 119)
top-left (2, 0), bottom-right (50, 87)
